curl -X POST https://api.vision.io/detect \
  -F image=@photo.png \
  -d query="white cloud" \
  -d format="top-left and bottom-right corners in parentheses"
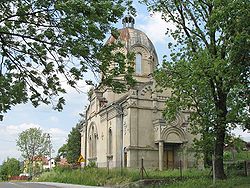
top-left (58, 70), bottom-right (93, 95)
top-left (0, 123), bottom-right (40, 162)
top-left (48, 128), bottom-right (68, 141)
top-left (0, 123), bottom-right (40, 137)
top-left (136, 12), bottom-right (176, 46)
top-left (232, 127), bottom-right (250, 142)
top-left (0, 123), bottom-right (69, 163)
top-left (49, 116), bottom-right (59, 123)
top-left (0, 148), bottom-right (21, 162)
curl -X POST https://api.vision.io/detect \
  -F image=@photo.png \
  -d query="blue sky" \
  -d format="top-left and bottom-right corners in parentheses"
top-left (0, 1), bottom-right (249, 164)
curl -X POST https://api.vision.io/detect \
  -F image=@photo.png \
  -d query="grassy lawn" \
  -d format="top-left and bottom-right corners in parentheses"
top-left (35, 166), bottom-right (250, 188)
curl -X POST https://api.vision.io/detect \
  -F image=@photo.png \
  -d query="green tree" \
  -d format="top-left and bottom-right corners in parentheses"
top-left (16, 127), bottom-right (51, 175)
top-left (58, 143), bottom-right (68, 159)
top-left (226, 135), bottom-right (246, 152)
top-left (143, 0), bottom-right (250, 179)
top-left (66, 123), bottom-right (82, 164)
top-left (57, 123), bottom-right (82, 164)
top-left (0, 158), bottom-right (21, 180)
top-left (0, 0), bottom-right (135, 120)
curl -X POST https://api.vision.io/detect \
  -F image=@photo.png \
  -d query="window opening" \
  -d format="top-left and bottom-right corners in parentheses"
top-left (135, 53), bottom-right (142, 74)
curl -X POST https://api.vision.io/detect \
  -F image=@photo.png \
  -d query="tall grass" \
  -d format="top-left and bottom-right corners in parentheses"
top-left (36, 166), bottom-right (141, 186)
top-left (35, 166), bottom-right (250, 187)
top-left (36, 167), bottom-right (210, 186)
top-left (163, 176), bottom-right (250, 188)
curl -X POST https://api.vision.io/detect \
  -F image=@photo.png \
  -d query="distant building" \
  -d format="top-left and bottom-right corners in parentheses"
top-left (81, 15), bottom-right (202, 170)
top-left (57, 157), bottom-right (69, 167)
top-left (43, 158), bottom-right (55, 170)
top-left (23, 156), bottom-right (55, 175)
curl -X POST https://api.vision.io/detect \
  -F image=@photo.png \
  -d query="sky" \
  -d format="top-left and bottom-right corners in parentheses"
top-left (0, 1), bottom-right (249, 164)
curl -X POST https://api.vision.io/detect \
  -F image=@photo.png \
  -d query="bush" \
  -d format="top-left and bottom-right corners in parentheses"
top-left (85, 161), bottom-right (97, 169)
top-left (53, 165), bottom-right (72, 173)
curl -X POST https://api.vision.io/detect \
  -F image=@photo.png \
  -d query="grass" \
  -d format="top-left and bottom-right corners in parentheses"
top-left (35, 166), bottom-right (141, 186)
top-left (163, 176), bottom-right (250, 188)
top-left (35, 166), bottom-right (250, 188)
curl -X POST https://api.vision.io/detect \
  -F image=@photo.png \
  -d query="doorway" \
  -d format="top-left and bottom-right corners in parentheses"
top-left (164, 144), bottom-right (181, 169)
top-left (164, 145), bottom-right (174, 169)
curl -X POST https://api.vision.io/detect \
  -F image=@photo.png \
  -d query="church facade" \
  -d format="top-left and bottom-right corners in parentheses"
top-left (80, 15), bottom-right (202, 170)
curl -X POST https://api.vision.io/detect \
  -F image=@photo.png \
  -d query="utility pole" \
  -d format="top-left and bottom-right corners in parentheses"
top-left (47, 133), bottom-right (52, 170)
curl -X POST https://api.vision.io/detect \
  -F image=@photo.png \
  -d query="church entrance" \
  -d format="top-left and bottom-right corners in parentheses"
top-left (164, 144), bottom-right (180, 169)
top-left (165, 147), bottom-right (174, 169)
top-left (157, 126), bottom-right (187, 171)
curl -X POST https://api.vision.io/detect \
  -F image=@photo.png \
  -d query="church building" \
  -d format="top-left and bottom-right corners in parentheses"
top-left (80, 15), bottom-right (201, 170)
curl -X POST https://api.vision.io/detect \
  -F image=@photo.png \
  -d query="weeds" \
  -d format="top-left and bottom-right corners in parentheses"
top-left (35, 167), bottom-right (250, 188)
top-left (36, 167), bottom-right (141, 186)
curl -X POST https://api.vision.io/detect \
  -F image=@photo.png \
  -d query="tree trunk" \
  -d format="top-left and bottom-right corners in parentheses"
top-left (214, 88), bottom-right (228, 180)
top-left (214, 125), bottom-right (226, 179)
top-left (209, 73), bottom-right (228, 180)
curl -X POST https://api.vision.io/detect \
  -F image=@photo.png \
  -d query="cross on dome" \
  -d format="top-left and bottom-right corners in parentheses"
top-left (122, 15), bottom-right (135, 28)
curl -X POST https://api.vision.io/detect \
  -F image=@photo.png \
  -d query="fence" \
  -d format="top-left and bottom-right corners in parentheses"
top-left (98, 158), bottom-right (250, 179)
top-left (86, 158), bottom-right (200, 180)
top-left (62, 158), bottom-right (249, 181)
top-left (93, 158), bottom-right (199, 169)
top-left (224, 160), bottom-right (250, 176)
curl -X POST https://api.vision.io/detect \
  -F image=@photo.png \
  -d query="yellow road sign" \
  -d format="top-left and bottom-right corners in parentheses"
top-left (78, 154), bottom-right (86, 162)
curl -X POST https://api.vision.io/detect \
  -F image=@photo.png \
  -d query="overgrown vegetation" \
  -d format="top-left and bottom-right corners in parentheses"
top-left (35, 166), bottom-right (250, 187)
top-left (164, 176), bottom-right (250, 188)
top-left (36, 166), bottom-right (141, 186)
top-left (224, 151), bottom-right (250, 161)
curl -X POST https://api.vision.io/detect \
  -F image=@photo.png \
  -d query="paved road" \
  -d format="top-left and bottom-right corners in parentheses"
top-left (0, 182), bottom-right (107, 188)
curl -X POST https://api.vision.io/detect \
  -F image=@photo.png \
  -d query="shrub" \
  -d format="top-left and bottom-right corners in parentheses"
top-left (85, 161), bottom-right (97, 169)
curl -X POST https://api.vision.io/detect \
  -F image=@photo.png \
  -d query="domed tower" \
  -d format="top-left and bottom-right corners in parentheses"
top-left (81, 15), bottom-right (197, 171)
top-left (106, 15), bottom-right (158, 83)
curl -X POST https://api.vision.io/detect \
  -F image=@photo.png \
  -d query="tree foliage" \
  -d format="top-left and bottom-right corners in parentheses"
top-left (143, 0), bottom-right (250, 179)
top-left (66, 123), bottom-right (82, 164)
top-left (16, 127), bottom-right (51, 174)
top-left (0, 0), bottom-right (135, 120)
top-left (57, 123), bottom-right (82, 164)
top-left (0, 158), bottom-right (21, 180)
top-left (57, 143), bottom-right (67, 159)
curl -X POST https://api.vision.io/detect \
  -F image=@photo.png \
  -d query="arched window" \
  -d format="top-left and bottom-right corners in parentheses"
top-left (89, 125), bottom-right (97, 158)
top-left (135, 53), bottom-right (142, 74)
top-left (108, 128), bottom-right (112, 155)
top-left (89, 136), bottom-right (92, 157)
top-left (93, 134), bottom-right (97, 157)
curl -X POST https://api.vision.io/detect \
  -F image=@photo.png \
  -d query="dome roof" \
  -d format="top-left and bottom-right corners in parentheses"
top-left (106, 15), bottom-right (158, 70)
top-left (107, 15), bottom-right (157, 58)
top-left (107, 28), bottom-right (158, 64)
top-left (109, 28), bottom-right (154, 50)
